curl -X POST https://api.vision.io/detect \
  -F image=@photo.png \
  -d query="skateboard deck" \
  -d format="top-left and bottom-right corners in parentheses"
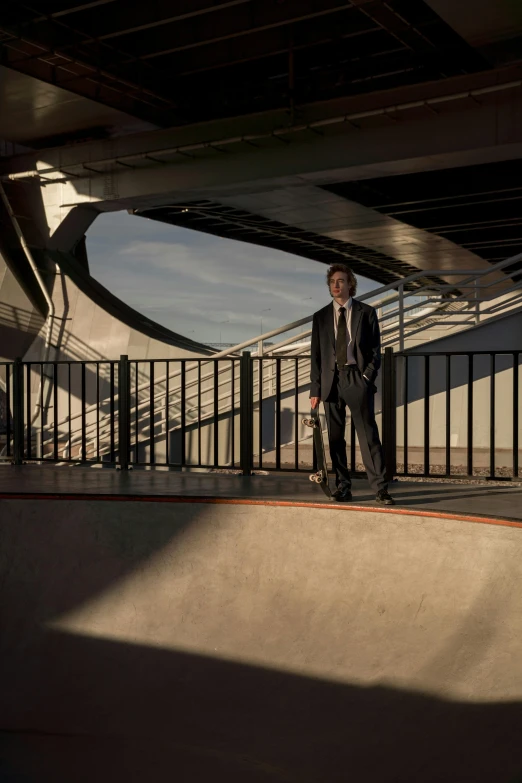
top-left (302, 407), bottom-right (331, 498)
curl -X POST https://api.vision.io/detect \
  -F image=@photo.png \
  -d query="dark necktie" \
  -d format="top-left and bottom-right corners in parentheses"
top-left (336, 306), bottom-right (348, 367)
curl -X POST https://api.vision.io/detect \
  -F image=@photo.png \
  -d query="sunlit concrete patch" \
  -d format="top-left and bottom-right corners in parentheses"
top-left (23, 499), bottom-right (522, 703)
top-left (3, 498), bottom-right (522, 782)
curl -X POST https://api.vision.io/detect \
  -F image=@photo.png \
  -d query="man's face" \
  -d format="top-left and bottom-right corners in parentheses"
top-left (329, 273), bottom-right (350, 300)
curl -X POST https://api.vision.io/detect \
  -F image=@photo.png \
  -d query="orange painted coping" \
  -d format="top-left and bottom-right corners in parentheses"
top-left (1, 492), bottom-right (522, 530)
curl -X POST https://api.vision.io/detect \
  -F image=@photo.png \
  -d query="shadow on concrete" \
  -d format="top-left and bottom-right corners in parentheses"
top-left (2, 629), bottom-right (522, 783)
top-left (383, 488), bottom-right (522, 508)
top-left (1, 500), bottom-right (522, 782)
top-left (397, 352), bottom-right (521, 408)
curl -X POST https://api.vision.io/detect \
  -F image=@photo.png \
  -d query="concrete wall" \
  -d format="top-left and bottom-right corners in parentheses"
top-left (0, 248), bottom-right (45, 362)
top-left (395, 354), bottom-right (521, 453)
top-left (1, 499), bottom-right (522, 781)
top-left (395, 310), bottom-right (522, 457)
top-left (407, 307), bottom-right (522, 353)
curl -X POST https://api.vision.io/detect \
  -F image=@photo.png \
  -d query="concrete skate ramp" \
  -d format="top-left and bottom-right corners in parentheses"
top-left (1, 499), bottom-right (522, 782)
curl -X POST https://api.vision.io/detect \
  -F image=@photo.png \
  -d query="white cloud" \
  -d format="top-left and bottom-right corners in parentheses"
top-left (87, 210), bottom-right (376, 345)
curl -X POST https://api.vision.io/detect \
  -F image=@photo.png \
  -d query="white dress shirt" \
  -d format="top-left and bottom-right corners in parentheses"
top-left (333, 298), bottom-right (357, 366)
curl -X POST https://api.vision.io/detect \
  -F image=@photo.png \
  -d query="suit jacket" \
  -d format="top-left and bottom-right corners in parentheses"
top-left (310, 298), bottom-right (381, 400)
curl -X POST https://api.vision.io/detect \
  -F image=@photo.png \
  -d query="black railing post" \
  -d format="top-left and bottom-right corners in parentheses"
top-left (12, 357), bottom-right (24, 465)
top-left (240, 350), bottom-right (253, 476)
top-left (382, 347), bottom-right (396, 482)
top-left (118, 355), bottom-right (130, 470)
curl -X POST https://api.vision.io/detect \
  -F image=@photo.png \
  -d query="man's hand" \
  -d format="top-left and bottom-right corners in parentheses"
top-left (310, 396), bottom-right (321, 409)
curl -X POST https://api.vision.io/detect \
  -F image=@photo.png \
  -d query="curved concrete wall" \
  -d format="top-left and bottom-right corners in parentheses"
top-left (0, 187), bottom-right (210, 364)
top-left (0, 248), bottom-right (45, 361)
top-left (23, 248), bottom-right (211, 364)
top-left (1, 500), bottom-right (522, 781)
top-left (0, 179), bottom-right (56, 363)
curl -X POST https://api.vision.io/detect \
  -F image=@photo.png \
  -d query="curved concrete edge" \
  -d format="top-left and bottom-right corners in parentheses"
top-left (1, 492), bottom-right (521, 529)
top-left (49, 248), bottom-right (212, 355)
top-left (23, 249), bottom-right (215, 363)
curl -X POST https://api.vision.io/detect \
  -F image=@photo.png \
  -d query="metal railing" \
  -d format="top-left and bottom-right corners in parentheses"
top-left (4, 251), bottom-right (519, 468)
top-left (0, 353), bottom-right (311, 465)
top-left (1, 356), bottom-right (243, 471)
top-left (214, 250), bottom-right (522, 358)
top-left (0, 354), bottom-right (311, 472)
top-left (1, 350), bottom-right (520, 482)
top-left (394, 350), bottom-right (521, 481)
top-left (0, 353), bottom-right (360, 474)
top-left (0, 361), bottom-right (14, 460)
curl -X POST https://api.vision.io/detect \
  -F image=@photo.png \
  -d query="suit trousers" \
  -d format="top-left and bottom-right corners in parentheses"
top-left (324, 366), bottom-right (387, 493)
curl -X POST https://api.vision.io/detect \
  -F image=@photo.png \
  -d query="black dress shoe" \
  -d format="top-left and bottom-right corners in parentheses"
top-left (375, 489), bottom-right (395, 505)
top-left (333, 486), bottom-right (352, 502)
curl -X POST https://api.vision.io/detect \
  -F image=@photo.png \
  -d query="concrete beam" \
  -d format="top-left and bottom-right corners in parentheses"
top-left (24, 75), bottom-right (522, 220)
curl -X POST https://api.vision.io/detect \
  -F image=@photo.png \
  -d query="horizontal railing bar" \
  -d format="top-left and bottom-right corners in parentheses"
top-left (382, 321), bottom-right (475, 345)
top-left (381, 316), bottom-right (473, 338)
top-left (377, 298), bottom-right (463, 325)
top-left (262, 329), bottom-right (312, 354)
top-left (56, 358), bottom-right (311, 451)
top-left (31, 357), bottom-right (239, 434)
top-left (65, 366), bottom-right (312, 458)
top-left (395, 350), bottom-right (520, 356)
top-left (360, 251), bottom-right (522, 300)
top-left (196, 252), bottom-right (522, 359)
top-left (379, 285), bottom-right (522, 326)
top-left (63, 370), bottom-right (311, 455)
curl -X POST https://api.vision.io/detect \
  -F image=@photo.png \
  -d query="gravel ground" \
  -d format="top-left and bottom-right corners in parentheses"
top-left (212, 464), bottom-right (522, 487)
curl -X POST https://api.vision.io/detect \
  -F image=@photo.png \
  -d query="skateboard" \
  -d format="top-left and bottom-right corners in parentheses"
top-left (302, 407), bottom-right (331, 498)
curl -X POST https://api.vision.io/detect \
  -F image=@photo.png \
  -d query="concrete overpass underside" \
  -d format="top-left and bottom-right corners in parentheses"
top-left (0, 0), bottom-right (522, 357)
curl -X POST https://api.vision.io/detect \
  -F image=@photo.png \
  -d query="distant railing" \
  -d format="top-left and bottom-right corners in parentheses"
top-left (213, 250), bottom-right (522, 358)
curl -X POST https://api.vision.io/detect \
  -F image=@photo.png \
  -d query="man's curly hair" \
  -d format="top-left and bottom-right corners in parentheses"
top-left (326, 264), bottom-right (357, 298)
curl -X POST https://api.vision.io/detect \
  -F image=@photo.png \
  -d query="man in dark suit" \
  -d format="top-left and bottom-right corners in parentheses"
top-left (310, 263), bottom-right (394, 504)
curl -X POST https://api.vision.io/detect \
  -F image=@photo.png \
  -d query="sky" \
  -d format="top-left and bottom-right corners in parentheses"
top-left (87, 210), bottom-right (377, 346)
